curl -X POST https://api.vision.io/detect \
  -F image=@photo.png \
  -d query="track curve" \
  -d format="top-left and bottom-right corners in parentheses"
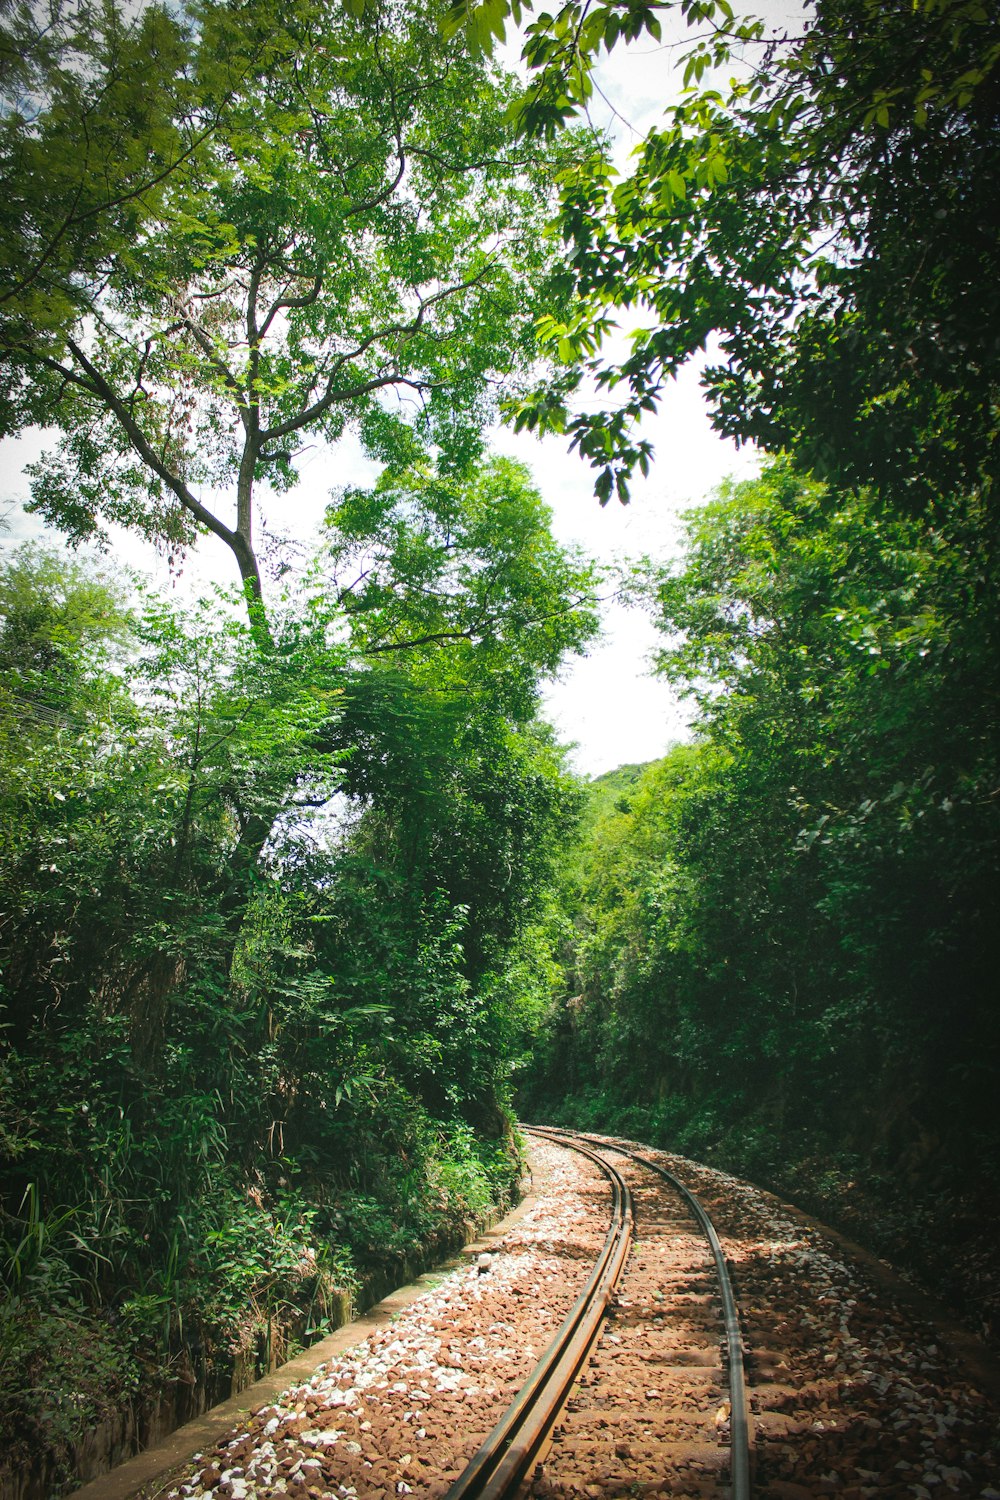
top-left (444, 1125), bottom-right (751, 1500)
top-left (442, 1132), bottom-right (634, 1499)
top-left (534, 1126), bottom-right (752, 1500)
top-left (131, 1126), bottom-right (1000, 1500)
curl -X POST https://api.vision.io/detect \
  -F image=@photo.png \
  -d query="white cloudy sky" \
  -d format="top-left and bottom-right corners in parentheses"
top-left (0, 3), bottom-right (806, 777)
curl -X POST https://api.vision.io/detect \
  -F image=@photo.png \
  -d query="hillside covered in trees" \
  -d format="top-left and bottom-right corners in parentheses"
top-left (2, 0), bottom-right (999, 1488)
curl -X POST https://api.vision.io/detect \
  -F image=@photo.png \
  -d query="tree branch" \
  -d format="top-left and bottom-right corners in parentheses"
top-left (258, 273), bottom-right (324, 340)
top-left (365, 627), bottom-right (478, 653)
top-left (62, 337), bottom-right (238, 550)
top-left (175, 301), bottom-right (246, 414)
top-left (259, 268), bottom-right (493, 445)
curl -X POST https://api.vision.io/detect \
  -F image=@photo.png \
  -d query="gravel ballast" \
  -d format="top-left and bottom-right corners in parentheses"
top-left (123, 1131), bottom-right (1000, 1500)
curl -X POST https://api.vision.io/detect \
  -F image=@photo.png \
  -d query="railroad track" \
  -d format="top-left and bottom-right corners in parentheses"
top-left (442, 1130), bottom-right (634, 1500)
top-left (91, 1125), bottom-right (1000, 1500)
top-left (445, 1125), bottom-right (752, 1500)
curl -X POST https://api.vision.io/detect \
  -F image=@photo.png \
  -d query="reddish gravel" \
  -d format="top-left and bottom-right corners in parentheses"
top-left (575, 1133), bottom-right (1000, 1500)
top-left (531, 1148), bottom-right (730, 1499)
top-left (160, 1138), bottom-right (609, 1500)
top-left (156, 1131), bottom-right (1000, 1500)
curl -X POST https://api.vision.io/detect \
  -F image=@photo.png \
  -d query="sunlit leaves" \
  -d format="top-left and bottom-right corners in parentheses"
top-left (500, 0), bottom-right (1000, 510)
top-left (320, 454), bottom-right (600, 699)
top-left (6, 0), bottom-right (583, 624)
top-left (0, 0), bottom-right (197, 340)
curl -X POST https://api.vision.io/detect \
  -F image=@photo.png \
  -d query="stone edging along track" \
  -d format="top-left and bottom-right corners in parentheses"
top-left (68, 1182), bottom-right (543, 1500)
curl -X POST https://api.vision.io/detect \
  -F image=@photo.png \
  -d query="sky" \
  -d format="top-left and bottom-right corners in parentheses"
top-left (0, 4), bottom-right (806, 778)
top-left (494, 369), bottom-right (758, 775)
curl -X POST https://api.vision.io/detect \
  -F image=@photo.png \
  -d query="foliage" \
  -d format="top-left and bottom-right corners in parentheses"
top-left (0, 1300), bottom-right (140, 1488)
top-left (493, 0), bottom-right (1000, 511)
top-left (1, 571), bottom-right (342, 1058)
top-left (316, 454), bottom-right (597, 1012)
top-left (1, 448), bottom-right (592, 1484)
top-left (522, 462), bottom-right (1000, 1194)
top-left (1, 6), bottom-right (601, 1487)
top-left (0, 0), bottom-right (202, 345)
top-left (3, 0), bottom-right (587, 622)
top-left (323, 456), bottom-right (600, 705)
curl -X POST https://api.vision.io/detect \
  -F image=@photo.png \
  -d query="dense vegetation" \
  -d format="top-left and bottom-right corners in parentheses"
top-left (2, 0), bottom-right (999, 1486)
top-left (0, 458), bottom-right (596, 1486)
top-left (491, 0), bottom-right (999, 1331)
top-left (0, 0), bottom-right (600, 1483)
top-left (506, 0), bottom-right (1000, 513)
top-left (521, 460), bottom-right (1000, 1335)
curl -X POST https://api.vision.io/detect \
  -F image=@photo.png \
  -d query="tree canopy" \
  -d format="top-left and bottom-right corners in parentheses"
top-left (3, 0), bottom-right (584, 626)
top-left (1, 0), bottom-right (200, 341)
top-left (487, 0), bottom-right (1000, 510)
top-left (6, 1), bottom-right (1000, 1485)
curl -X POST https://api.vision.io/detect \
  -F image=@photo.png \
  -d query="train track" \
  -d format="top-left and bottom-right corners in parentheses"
top-left (102, 1124), bottom-right (1000, 1500)
top-left (442, 1130), bottom-right (634, 1500)
top-left (445, 1125), bottom-right (752, 1500)
top-left (548, 1126), bottom-right (752, 1500)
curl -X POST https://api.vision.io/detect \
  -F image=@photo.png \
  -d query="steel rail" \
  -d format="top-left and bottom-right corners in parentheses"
top-left (533, 1125), bottom-right (753, 1500)
top-left (442, 1130), bottom-right (634, 1500)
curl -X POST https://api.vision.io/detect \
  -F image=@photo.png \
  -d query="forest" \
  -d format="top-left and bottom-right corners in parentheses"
top-left (1, 0), bottom-right (998, 1490)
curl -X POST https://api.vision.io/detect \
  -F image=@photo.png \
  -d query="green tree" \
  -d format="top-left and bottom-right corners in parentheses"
top-left (493, 0), bottom-right (1000, 510)
top-left (0, 557), bottom-right (344, 1058)
top-left (2, 347), bottom-right (600, 1484)
top-left (316, 456), bottom-right (598, 1069)
top-left (322, 455), bottom-right (599, 700)
top-left (5, 0), bottom-right (581, 625)
top-left (526, 461), bottom-right (1000, 1185)
top-left (655, 460), bottom-right (1000, 1084)
top-left (0, 542), bottom-right (130, 720)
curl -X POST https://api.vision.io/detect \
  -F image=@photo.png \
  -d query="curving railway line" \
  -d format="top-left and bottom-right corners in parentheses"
top-left (443, 1124), bottom-right (751, 1500)
top-left (103, 1126), bottom-right (1000, 1500)
top-left (441, 1130), bottom-right (637, 1500)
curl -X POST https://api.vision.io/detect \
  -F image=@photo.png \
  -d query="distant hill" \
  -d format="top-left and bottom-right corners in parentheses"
top-left (584, 758), bottom-right (662, 824)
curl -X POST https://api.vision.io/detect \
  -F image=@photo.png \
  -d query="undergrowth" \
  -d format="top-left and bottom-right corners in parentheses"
top-left (0, 1099), bottom-right (519, 1493)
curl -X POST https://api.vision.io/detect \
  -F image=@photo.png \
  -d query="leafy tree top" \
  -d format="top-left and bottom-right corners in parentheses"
top-left (456, 0), bottom-right (1000, 512)
top-left (323, 456), bottom-right (599, 682)
top-left (1, 0), bottom-right (200, 342)
top-left (3, 0), bottom-right (588, 630)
